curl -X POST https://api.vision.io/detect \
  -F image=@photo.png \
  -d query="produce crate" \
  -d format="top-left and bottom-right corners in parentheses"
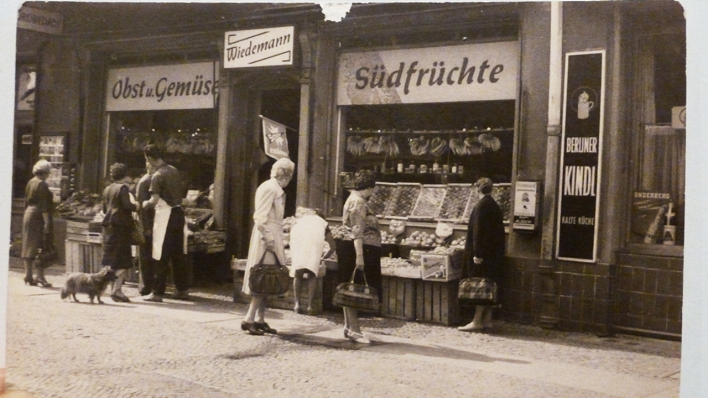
top-left (436, 184), bottom-right (474, 223)
top-left (65, 240), bottom-right (104, 274)
top-left (409, 184), bottom-right (447, 220)
top-left (66, 218), bottom-right (102, 243)
top-left (385, 183), bottom-right (422, 219)
top-left (461, 189), bottom-right (481, 223)
top-left (492, 183), bottom-right (512, 223)
top-left (420, 251), bottom-right (464, 282)
top-left (368, 182), bottom-right (397, 217)
top-left (381, 275), bottom-right (416, 321)
top-left (415, 279), bottom-right (460, 326)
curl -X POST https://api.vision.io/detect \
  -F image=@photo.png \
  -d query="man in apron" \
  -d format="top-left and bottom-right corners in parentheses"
top-left (141, 145), bottom-right (189, 302)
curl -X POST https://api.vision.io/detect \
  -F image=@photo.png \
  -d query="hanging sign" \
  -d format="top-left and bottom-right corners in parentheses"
top-left (556, 51), bottom-right (605, 262)
top-left (224, 26), bottom-right (295, 68)
top-left (105, 62), bottom-right (217, 111)
top-left (337, 41), bottom-right (518, 105)
top-left (261, 116), bottom-right (290, 160)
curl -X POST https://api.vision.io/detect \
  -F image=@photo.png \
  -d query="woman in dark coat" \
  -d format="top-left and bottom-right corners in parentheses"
top-left (459, 177), bottom-right (506, 332)
top-left (21, 159), bottom-right (55, 287)
top-left (101, 163), bottom-right (140, 302)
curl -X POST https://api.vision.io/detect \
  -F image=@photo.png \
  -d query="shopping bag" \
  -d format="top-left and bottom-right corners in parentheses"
top-left (458, 277), bottom-right (498, 305)
top-left (249, 250), bottom-right (290, 295)
top-left (36, 232), bottom-right (59, 269)
top-left (131, 216), bottom-right (146, 246)
top-left (332, 268), bottom-right (380, 312)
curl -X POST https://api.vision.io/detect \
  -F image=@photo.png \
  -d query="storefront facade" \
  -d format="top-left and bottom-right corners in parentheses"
top-left (13, 1), bottom-right (685, 337)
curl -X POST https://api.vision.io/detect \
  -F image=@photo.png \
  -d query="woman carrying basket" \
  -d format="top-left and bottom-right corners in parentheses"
top-left (336, 169), bottom-right (382, 344)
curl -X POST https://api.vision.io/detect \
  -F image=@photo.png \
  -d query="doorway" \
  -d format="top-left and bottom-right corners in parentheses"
top-left (13, 123), bottom-right (33, 199)
top-left (258, 88), bottom-right (300, 218)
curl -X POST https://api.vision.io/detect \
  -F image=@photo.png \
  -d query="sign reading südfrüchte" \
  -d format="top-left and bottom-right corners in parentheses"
top-left (556, 51), bottom-right (605, 263)
top-left (224, 26), bottom-right (294, 68)
top-left (336, 41), bottom-right (519, 105)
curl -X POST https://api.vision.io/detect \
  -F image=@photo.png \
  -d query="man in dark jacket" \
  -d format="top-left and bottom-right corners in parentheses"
top-left (134, 161), bottom-right (156, 296)
top-left (459, 177), bottom-right (506, 332)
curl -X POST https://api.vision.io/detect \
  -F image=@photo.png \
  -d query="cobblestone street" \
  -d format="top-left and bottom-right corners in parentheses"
top-left (4, 262), bottom-right (680, 398)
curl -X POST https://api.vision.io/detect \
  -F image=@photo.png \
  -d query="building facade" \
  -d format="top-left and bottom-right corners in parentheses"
top-left (13, 1), bottom-right (685, 337)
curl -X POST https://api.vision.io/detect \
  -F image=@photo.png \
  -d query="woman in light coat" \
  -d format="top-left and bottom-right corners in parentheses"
top-left (21, 159), bottom-right (54, 287)
top-left (241, 158), bottom-right (295, 335)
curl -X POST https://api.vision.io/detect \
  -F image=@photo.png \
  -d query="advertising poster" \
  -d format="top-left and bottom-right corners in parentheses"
top-left (556, 51), bottom-right (605, 262)
top-left (513, 181), bottom-right (539, 231)
top-left (631, 191), bottom-right (672, 243)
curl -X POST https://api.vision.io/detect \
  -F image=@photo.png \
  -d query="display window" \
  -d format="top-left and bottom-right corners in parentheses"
top-left (106, 109), bottom-right (216, 192)
top-left (629, 32), bottom-right (685, 246)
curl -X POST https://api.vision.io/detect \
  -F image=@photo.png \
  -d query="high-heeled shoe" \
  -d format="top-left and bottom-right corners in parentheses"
top-left (241, 321), bottom-right (264, 336)
top-left (35, 277), bottom-right (52, 288)
top-left (255, 322), bottom-right (277, 334)
top-left (24, 276), bottom-right (37, 286)
top-left (346, 330), bottom-right (371, 344)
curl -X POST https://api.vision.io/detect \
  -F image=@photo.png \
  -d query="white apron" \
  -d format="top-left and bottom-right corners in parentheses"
top-left (152, 198), bottom-right (189, 261)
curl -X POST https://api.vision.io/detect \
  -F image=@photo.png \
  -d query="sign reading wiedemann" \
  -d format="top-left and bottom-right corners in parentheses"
top-left (224, 26), bottom-right (294, 68)
top-left (556, 51), bottom-right (605, 262)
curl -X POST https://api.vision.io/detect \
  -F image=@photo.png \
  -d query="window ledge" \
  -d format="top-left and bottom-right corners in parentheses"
top-left (621, 243), bottom-right (683, 258)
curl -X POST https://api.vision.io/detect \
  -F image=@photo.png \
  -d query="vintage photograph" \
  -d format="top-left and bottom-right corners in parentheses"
top-left (4, 1), bottom-right (697, 396)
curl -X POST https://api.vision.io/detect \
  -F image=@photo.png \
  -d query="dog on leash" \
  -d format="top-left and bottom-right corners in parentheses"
top-left (60, 266), bottom-right (117, 304)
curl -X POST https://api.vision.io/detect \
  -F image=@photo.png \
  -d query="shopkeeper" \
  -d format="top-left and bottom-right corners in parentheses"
top-left (141, 144), bottom-right (190, 302)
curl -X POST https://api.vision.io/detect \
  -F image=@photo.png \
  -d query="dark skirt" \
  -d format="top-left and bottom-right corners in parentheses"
top-left (21, 207), bottom-right (45, 259)
top-left (335, 239), bottom-right (382, 301)
top-left (101, 225), bottom-right (133, 270)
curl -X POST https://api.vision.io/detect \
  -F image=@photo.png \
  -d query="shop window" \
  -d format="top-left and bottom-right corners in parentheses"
top-left (630, 32), bottom-right (685, 246)
top-left (107, 109), bottom-right (217, 192)
top-left (342, 101), bottom-right (515, 185)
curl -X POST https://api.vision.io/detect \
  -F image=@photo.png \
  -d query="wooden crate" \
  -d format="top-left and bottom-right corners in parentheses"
top-left (381, 275), bottom-right (416, 320)
top-left (65, 240), bottom-right (104, 274)
top-left (415, 279), bottom-right (460, 326)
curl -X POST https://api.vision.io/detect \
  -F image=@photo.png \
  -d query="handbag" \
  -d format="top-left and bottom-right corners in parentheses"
top-left (332, 268), bottom-right (380, 312)
top-left (248, 249), bottom-right (290, 295)
top-left (458, 277), bottom-right (498, 305)
top-left (36, 233), bottom-right (59, 269)
top-left (131, 216), bottom-right (146, 246)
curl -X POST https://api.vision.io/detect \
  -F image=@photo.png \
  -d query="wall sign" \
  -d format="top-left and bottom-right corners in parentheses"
top-left (224, 26), bottom-right (295, 68)
top-left (671, 106), bottom-right (686, 129)
top-left (18, 6), bottom-right (63, 35)
top-left (337, 41), bottom-right (519, 105)
top-left (513, 181), bottom-right (540, 232)
top-left (556, 51), bottom-right (605, 262)
top-left (105, 62), bottom-right (217, 111)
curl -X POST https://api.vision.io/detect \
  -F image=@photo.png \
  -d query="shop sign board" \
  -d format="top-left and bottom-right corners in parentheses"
top-left (336, 41), bottom-right (519, 105)
top-left (556, 51), bottom-right (605, 263)
top-left (224, 26), bottom-right (295, 68)
top-left (18, 6), bottom-right (63, 35)
top-left (513, 181), bottom-right (540, 232)
top-left (672, 106), bottom-right (686, 129)
top-left (105, 62), bottom-right (217, 111)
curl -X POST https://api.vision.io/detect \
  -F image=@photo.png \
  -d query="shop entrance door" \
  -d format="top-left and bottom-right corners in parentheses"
top-left (257, 88), bottom-right (300, 218)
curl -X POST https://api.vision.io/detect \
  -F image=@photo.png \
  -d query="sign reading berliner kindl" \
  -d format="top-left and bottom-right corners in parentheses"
top-left (224, 26), bottom-right (294, 68)
top-left (337, 41), bottom-right (519, 105)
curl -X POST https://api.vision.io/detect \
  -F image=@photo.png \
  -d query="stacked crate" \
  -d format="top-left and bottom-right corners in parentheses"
top-left (65, 218), bottom-right (104, 274)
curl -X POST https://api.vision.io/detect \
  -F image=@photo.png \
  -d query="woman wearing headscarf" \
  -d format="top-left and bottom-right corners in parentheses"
top-left (241, 158), bottom-right (295, 335)
top-left (21, 159), bottom-right (55, 287)
top-left (336, 169), bottom-right (382, 344)
top-left (101, 163), bottom-right (140, 302)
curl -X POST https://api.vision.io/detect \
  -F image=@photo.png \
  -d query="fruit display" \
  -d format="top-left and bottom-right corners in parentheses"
top-left (385, 183), bottom-right (422, 219)
top-left (478, 133), bottom-right (502, 151)
top-left (408, 136), bottom-right (430, 156)
top-left (492, 183), bottom-right (512, 222)
top-left (448, 237), bottom-right (467, 250)
top-left (55, 190), bottom-right (103, 219)
top-left (462, 190), bottom-right (481, 223)
top-left (409, 185), bottom-right (446, 220)
top-left (331, 224), bottom-right (351, 240)
top-left (381, 257), bottom-right (419, 278)
top-left (380, 230), bottom-right (398, 244)
top-left (436, 184), bottom-right (474, 222)
top-left (368, 183), bottom-right (397, 216)
top-left (400, 230), bottom-right (446, 248)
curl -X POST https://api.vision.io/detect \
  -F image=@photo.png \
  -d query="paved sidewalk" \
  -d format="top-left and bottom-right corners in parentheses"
top-left (4, 259), bottom-right (681, 397)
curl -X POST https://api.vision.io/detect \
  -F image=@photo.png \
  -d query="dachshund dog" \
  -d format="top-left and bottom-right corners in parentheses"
top-left (60, 266), bottom-right (117, 304)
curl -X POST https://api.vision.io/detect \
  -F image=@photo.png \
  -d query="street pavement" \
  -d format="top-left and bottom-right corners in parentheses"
top-left (3, 260), bottom-right (681, 398)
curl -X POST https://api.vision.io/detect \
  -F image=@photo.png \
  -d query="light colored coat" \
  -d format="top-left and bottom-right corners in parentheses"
top-left (242, 178), bottom-right (287, 296)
